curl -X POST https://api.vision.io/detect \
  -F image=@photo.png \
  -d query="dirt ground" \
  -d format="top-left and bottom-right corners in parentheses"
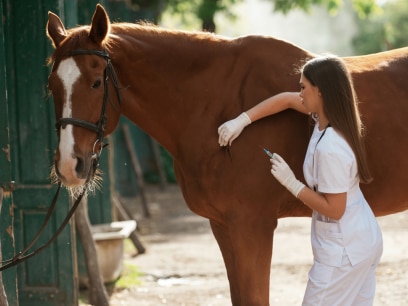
top-left (107, 184), bottom-right (408, 306)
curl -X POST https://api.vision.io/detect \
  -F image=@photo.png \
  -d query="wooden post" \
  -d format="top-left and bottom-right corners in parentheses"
top-left (75, 197), bottom-right (109, 306)
top-left (0, 188), bottom-right (9, 306)
top-left (122, 124), bottom-right (151, 218)
top-left (150, 137), bottom-right (168, 190)
top-left (112, 194), bottom-right (146, 255)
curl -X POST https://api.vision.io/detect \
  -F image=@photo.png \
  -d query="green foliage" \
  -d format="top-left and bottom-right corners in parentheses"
top-left (351, 0), bottom-right (381, 18)
top-left (272, 0), bottom-right (379, 17)
top-left (273, 0), bottom-right (333, 14)
top-left (114, 262), bottom-right (143, 288)
top-left (353, 0), bottom-right (408, 54)
top-left (163, 0), bottom-right (240, 31)
top-left (159, 0), bottom-right (379, 32)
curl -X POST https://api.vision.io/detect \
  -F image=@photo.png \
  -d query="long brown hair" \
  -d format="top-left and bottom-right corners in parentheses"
top-left (302, 55), bottom-right (373, 184)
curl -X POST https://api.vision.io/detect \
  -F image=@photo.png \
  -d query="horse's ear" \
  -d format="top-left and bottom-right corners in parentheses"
top-left (89, 4), bottom-right (110, 45)
top-left (46, 11), bottom-right (67, 48)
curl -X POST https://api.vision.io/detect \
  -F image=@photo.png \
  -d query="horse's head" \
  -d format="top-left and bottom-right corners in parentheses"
top-left (46, 5), bottom-right (121, 193)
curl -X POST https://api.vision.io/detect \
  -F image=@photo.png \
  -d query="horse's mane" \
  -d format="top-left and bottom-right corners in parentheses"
top-left (111, 21), bottom-right (229, 41)
top-left (47, 23), bottom-right (227, 65)
top-left (48, 21), bottom-right (307, 66)
top-left (107, 22), bottom-right (233, 56)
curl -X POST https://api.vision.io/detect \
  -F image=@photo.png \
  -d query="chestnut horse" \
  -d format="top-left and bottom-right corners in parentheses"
top-left (46, 4), bottom-right (408, 305)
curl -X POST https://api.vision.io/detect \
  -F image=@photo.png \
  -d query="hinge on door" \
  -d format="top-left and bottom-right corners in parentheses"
top-left (1, 144), bottom-right (10, 162)
top-left (1, 181), bottom-right (15, 193)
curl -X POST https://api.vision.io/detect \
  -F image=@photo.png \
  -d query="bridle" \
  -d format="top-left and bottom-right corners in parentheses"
top-left (0, 49), bottom-right (122, 271)
top-left (56, 49), bottom-right (123, 171)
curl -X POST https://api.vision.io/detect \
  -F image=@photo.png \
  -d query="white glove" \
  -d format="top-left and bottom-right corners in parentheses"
top-left (218, 112), bottom-right (251, 146)
top-left (270, 153), bottom-right (305, 198)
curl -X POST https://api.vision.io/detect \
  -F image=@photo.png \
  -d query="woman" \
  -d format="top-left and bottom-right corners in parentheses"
top-left (218, 55), bottom-right (383, 306)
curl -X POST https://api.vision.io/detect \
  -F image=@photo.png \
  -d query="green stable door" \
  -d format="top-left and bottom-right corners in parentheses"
top-left (0, 1), bottom-right (112, 305)
top-left (1, 1), bottom-right (78, 305)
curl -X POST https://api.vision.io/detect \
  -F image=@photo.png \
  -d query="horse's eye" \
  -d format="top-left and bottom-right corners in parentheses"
top-left (92, 79), bottom-right (102, 89)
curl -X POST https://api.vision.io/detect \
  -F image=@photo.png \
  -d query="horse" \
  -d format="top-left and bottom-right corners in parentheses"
top-left (46, 4), bottom-right (408, 305)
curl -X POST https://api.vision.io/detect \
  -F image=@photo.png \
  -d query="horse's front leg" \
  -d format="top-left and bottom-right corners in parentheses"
top-left (210, 215), bottom-right (277, 306)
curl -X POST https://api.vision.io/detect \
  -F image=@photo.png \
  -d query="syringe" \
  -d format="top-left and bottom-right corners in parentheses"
top-left (262, 148), bottom-right (274, 159)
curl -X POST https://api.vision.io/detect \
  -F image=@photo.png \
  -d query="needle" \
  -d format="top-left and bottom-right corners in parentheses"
top-left (259, 145), bottom-right (274, 159)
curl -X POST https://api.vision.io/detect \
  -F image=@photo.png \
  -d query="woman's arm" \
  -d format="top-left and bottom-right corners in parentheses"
top-left (246, 92), bottom-right (308, 122)
top-left (271, 153), bottom-right (347, 220)
top-left (218, 92), bottom-right (307, 146)
top-left (298, 188), bottom-right (347, 220)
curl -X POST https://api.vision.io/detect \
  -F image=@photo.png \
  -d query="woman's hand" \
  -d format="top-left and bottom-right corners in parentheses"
top-left (218, 112), bottom-right (251, 146)
top-left (270, 153), bottom-right (305, 198)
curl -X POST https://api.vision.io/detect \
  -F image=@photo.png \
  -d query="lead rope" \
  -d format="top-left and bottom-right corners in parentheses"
top-left (0, 48), bottom-right (120, 271)
top-left (0, 184), bottom-right (86, 271)
top-left (0, 144), bottom-right (102, 272)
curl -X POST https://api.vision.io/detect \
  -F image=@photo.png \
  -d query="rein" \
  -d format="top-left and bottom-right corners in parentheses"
top-left (0, 49), bottom-right (121, 271)
top-left (0, 183), bottom-right (85, 271)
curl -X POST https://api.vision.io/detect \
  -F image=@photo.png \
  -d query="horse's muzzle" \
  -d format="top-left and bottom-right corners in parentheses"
top-left (54, 154), bottom-right (92, 187)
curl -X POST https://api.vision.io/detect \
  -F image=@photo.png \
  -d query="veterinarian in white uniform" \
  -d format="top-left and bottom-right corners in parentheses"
top-left (218, 55), bottom-right (383, 306)
top-left (302, 119), bottom-right (382, 306)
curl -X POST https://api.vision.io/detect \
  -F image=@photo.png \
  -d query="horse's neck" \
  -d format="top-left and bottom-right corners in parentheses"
top-left (111, 27), bottom-right (230, 159)
top-left (109, 26), bottom-right (308, 162)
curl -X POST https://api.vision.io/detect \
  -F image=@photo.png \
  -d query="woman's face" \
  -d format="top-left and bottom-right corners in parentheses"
top-left (299, 74), bottom-right (322, 113)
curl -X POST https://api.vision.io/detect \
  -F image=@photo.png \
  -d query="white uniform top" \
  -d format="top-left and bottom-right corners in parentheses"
top-left (303, 121), bottom-right (382, 267)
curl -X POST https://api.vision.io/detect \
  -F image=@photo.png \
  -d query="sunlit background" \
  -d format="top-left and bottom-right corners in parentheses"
top-left (160, 0), bottom-right (407, 56)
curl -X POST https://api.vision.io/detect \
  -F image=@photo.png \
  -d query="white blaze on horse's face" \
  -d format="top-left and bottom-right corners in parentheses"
top-left (55, 57), bottom-right (85, 186)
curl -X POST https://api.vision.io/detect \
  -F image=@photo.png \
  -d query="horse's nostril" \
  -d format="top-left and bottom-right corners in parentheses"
top-left (75, 157), bottom-right (85, 175)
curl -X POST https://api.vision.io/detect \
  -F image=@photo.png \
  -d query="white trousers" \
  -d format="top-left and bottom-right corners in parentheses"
top-left (302, 243), bottom-right (383, 306)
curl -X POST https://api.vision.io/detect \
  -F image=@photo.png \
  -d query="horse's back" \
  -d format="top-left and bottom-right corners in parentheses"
top-left (345, 48), bottom-right (408, 216)
top-left (215, 43), bottom-right (408, 218)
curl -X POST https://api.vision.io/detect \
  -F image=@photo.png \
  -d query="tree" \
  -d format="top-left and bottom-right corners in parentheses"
top-left (353, 0), bottom-right (408, 54)
top-left (158, 0), bottom-right (379, 32)
top-left (128, 0), bottom-right (379, 32)
top-left (162, 0), bottom-right (239, 32)
top-left (271, 0), bottom-right (379, 18)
